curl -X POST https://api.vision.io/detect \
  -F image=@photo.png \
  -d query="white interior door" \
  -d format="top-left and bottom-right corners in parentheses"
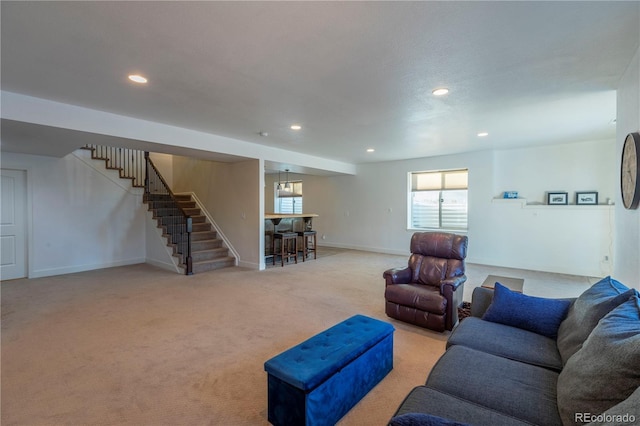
top-left (1, 169), bottom-right (27, 280)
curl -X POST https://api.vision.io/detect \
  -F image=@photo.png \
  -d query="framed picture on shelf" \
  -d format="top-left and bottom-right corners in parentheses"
top-left (576, 191), bottom-right (598, 205)
top-left (547, 192), bottom-right (568, 205)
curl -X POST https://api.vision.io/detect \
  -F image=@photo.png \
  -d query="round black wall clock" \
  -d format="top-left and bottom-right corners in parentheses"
top-left (621, 132), bottom-right (640, 209)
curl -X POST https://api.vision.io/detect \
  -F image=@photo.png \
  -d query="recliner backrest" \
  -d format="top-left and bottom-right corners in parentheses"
top-left (408, 232), bottom-right (468, 286)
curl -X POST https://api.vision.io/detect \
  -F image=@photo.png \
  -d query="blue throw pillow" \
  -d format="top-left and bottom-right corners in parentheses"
top-left (482, 282), bottom-right (571, 338)
top-left (389, 413), bottom-right (470, 426)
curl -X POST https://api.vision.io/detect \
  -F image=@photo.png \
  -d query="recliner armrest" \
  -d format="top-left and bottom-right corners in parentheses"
top-left (440, 276), bottom-right (466, 293)
top-left (383, 267), bottom-right (412, 285)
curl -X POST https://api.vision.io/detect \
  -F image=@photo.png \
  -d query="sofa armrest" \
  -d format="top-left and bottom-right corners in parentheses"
top-left (470, 286), bottom-right (494, 317)
top-left (383, 267), bottom-right (412, 286)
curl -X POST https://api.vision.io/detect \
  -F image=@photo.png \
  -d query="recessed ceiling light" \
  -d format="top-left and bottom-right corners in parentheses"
top-left (366, 148), bottom-right (375, 153)
top-left (477, 132), bottom-right (489, 137)
top-left (432, 88), bottom-right (449, 96)
top-left (128, 74), bottom-right (148, 84)
top-left (290, 124), bottom-right (302, 130)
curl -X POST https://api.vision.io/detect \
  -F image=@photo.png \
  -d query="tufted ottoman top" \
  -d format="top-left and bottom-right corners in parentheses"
top-left (264, 315), bottom-right (395, 391)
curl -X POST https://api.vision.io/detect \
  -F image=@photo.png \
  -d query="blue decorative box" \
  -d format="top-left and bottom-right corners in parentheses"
top-left (503, 191), bottom-right (519, 199)
top-left (264, 315), bottom-right (394, 426)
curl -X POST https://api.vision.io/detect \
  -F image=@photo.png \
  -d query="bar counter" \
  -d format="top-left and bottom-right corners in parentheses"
top-left (265, 213), bottom-right (318, 225)
top-left (264, 213), bottom-right (318, 260)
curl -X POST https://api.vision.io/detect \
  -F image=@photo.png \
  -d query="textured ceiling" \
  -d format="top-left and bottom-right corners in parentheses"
top-left (1, 1), bottom-right (638, 167)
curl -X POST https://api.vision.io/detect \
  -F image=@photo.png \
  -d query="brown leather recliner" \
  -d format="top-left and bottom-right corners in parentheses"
top-left (383, 232), bottom-right (468, 332)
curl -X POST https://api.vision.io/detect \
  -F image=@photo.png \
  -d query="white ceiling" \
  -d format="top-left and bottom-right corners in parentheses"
top-left (1, 1), bottom-right (639, 170)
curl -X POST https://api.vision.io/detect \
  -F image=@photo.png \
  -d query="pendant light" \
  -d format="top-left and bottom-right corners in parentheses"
top-left (284, 169), bottom-right (291, 190)
top-left (277, 170), bottom-right (282, 191)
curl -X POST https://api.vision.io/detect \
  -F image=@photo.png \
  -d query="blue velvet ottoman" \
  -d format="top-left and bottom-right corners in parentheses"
top-left (264, 315), bottom-right (395, 426)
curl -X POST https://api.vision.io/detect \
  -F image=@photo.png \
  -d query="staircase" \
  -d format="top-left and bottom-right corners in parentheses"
top-left (83, 145), bottom-right (236, 274)
top-left (146, 194), bottom-right (236, 273)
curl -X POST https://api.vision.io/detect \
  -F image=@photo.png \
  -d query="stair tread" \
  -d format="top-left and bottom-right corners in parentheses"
top-left (193, 256), bottom-right (235, 264)
top-left (192, 247), bottom-right (227, 253)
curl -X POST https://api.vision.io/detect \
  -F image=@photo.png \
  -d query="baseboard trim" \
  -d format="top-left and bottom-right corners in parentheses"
top-left (239, 259), bottom-right (260, 270)
top-left (145, 257), bottom-right (181, 273)
top-left (30, 258), bottom-right (146, 279)
top-left (319, 242), bottom-right (409, 257)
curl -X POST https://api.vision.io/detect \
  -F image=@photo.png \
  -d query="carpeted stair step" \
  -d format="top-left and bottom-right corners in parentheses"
top-left (191, 247), bottom-right (229, 262)
top-left (177, 200), bottom-right (196, 209)
top-left (154, 208), bottom-right (187, 218)
top-left (157, 215), bottom-right (190, 226)
top-left (146, 200), bottom-right (178, 210)
top-left (191, 238), bottom-right (222, 251)
top-left (191, 230), bottom-right (218, 241)
top-left (182, 207), bottom-right (201, 216)
top-left (191, 256), bottom-right (236, 274)
top-left (174, 194), bottom-right (192, 201)
top-left (145, 194), bottom-right (173, 203)
top-left (192, 222), bottom-right (212, 232)
top-left (191, 215), bottom-right (206, 224)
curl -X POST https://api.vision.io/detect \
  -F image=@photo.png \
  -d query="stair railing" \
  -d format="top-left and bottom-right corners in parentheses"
top-left (144, 152), bottom-right (193, 275)
top-left (85, 144), bottom-right (146, 187)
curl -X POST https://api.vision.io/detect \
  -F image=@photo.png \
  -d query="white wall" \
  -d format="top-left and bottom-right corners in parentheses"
top-left (149, 152), bottom-right (174, 188)
top-left (615, 42), bottom-right (640, 289)
top-left (304, 150), bottom-right (493, 255)
top-left (3, 137), bottom-right (620, 279)
top-left (1, 150), bottom-right (147, 278)
top-left (493, 140), bottom-right (616, 204)
top-left (300, 141), bottom-right (615, 277)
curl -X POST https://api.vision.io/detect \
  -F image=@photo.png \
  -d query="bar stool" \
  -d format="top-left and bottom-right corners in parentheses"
top-left (273, 232), bottom-right (298, 266)
top-left (297, 230), bottom-right (317, 261)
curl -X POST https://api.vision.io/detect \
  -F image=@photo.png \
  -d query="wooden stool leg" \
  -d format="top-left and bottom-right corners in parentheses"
top-left (273, 236), bottom-right (277, 266)
top-left (312, 233), bottom-right (317, 259)
top-left (293, 237), bottom-right (298, 264)
top-left (300, 235), bottom-right (306, 262)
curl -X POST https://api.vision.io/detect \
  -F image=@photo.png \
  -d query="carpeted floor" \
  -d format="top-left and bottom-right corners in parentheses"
top-left (1, 250), bottom-right (597, 425)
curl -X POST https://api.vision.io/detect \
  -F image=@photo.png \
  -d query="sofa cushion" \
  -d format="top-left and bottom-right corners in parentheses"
top-left (447, 317), bottom-right (562, 370)
top-left (556, 276), bottom-right (634, 365)
top-left (392, 386), bottom-right (535, 426)
top-left (426, 345), bottom-right (561, 426)
top-left (389, 412), bottom-right (470, 426)
top-left (482, 282), bottom-right (570, 338)
top-left (557, 295), bottom-right (640, 426)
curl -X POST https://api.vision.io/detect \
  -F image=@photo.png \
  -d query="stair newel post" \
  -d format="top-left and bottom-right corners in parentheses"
top-left (144, 151), bottom-right (150, 201)
top-left (185, 216), bottom-right (193, 275)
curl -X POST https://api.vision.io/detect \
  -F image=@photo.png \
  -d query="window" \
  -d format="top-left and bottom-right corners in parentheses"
top-left (275, 181), bottom-right (303, 214)
top-left (409, 169), bottom-right (468, 230)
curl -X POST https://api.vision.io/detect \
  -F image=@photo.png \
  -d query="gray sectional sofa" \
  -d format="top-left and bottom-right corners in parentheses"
top-left (389, 277), bottom-right (640, 426)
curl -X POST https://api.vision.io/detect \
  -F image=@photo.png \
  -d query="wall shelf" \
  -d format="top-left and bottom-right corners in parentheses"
top-left (491, 198), bottom-right (614, 209)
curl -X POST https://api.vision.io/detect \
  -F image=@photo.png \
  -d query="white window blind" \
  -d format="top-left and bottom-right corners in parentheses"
top-left (275, 181), bottom-right (303, 214)
top-left (409, 169), bottom-right (468, 230)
